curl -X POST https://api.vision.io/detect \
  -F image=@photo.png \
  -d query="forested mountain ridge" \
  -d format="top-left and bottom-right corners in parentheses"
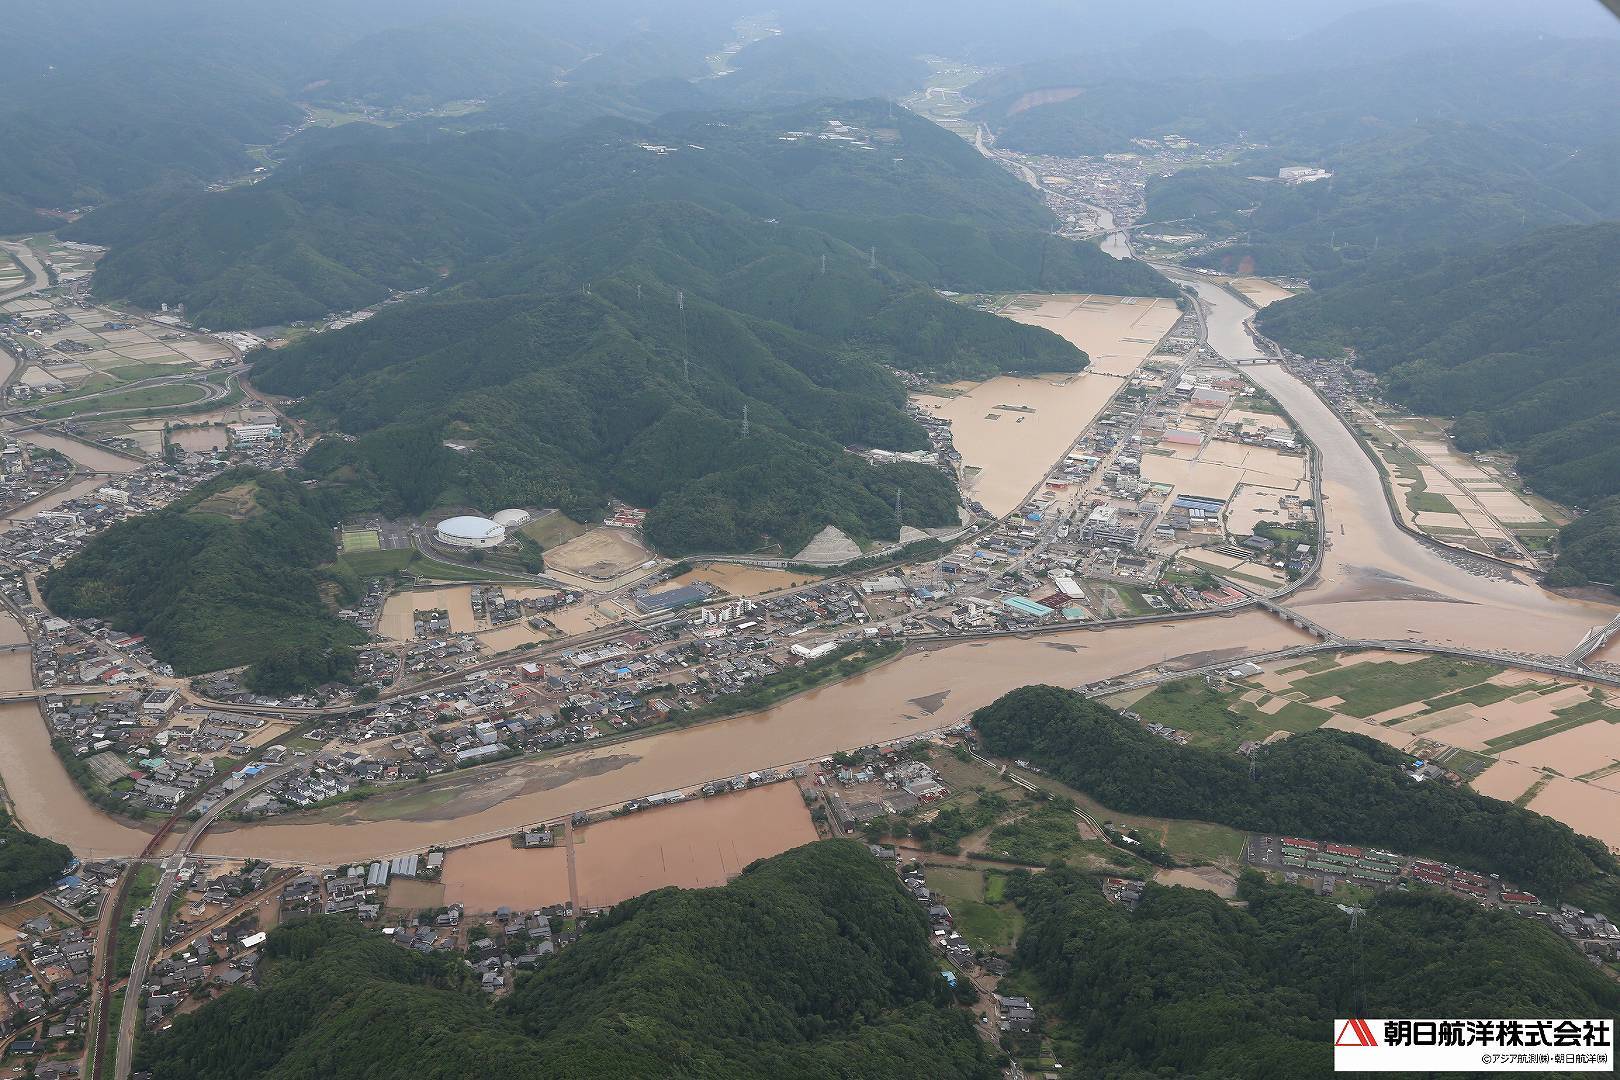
top-left (135, 842), bottom-right (997, 1079)
top-left (1147, 123), bottom-right (1604, 277)
top-left (190, 100), bottom-right (1173, 556)
top-left (71, 101), bottom-right (1171, 328)
top-left (1256, 223), bottom-right (1620, 589)
top-left (973, 685), bottom-right (1620, 910)
top-left (41, 469), bottom-right (365, 690)
top-left (970, 36), bottom-right (1620, 161)
top-left (1010, 866), bottom-right (1620, 1077)
top-left (260, 219), bottom-right (1033, 554)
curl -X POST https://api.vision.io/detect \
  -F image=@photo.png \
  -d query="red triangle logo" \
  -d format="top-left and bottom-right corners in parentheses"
top-left (1336, 1019), bottom-right (1377, 1047)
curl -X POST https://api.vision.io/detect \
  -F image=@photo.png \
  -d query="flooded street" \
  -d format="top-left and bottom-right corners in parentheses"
top-left (665, 564), bottom-right (816, 596)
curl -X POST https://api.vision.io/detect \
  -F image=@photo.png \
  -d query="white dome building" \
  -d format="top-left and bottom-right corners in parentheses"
top-left (435, 515), bottom-right (507, 549)
top-left (492, 508), bottom-right (532, 529)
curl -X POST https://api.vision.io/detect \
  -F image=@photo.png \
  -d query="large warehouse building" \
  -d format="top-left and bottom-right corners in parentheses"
top-left (435, 515), bottom-right (507, 549)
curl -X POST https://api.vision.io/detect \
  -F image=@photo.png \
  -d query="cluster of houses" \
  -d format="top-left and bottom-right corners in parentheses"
top-left (1248, 834), bottom-right (1620, 963)
top-left (824, 750), bottom-right (950, 831)
top-left (0, 437), bottom-right (73, 517)
top-left (0, 456), bottom-right (223, 580)
top-left (887, 851), bottom-right (1034, 1034)
top-left (0, 861), bottom-right (130, 1064)
top-left (38, 685), bottom-right (277, 813)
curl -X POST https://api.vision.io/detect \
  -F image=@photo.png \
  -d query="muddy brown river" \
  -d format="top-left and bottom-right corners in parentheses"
top-left (0, 430), bottom-right (153, 855)
top-left (0, 287), bottom-right (1612, 866)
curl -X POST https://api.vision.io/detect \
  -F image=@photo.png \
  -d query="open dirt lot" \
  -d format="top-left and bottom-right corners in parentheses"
top-left (544, 527), bottom-right (654, 579)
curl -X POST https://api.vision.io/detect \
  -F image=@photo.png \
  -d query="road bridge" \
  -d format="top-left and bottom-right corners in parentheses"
top-left (0, 683), bottom-right (113, 702)
top-left (1565, 612), bottom-right (1620, 668)
top-left (107, 763), bottom-right (294, 1080)
top-left (1252, 597), bottom-right (1342, 642)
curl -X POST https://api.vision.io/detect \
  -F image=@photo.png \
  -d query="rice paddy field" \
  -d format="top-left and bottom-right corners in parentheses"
top-left (2, 287), bottom-right (234, 409)
top-left (1356, 412), bottom-right (1554, 564)
top-left (1222, 651), bottom-right (1620, 849)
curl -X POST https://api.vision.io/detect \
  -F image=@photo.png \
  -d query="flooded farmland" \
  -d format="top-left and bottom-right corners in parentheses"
top-left (915, 374), bottom-right (1121, 517)
top-left (1000, 293), bottom-right (1180, 377)
top-left (912, 294), bottom-right (1179, 517)
top-left (1220, 276), bottom-right (1296, 308)
top-left (378, 586), bottom-right (479, 640)
top-left (913, 296), bottom-right (1179, 518)
top-left (1170, 275), bottom-right (1617, 656)
top-left (439, 783), bottom-right (816, 913)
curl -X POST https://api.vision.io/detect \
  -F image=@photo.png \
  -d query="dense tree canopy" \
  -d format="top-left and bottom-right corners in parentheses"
top-left (41, 469), bottom-right (364, 687)
top-left (973, 685), bottom-right (1620, 909)
top-left (0, 809), bottom-right (73, 903)
top-left (1010, 866), bottom-right (1620, 1078)
top-left (136, 842), bottom-right (996, 1079)
top-left (73, 101), bottom-right (1169, 328)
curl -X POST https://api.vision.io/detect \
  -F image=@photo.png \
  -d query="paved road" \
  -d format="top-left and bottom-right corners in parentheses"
top-left (112, 765), bottom-right (292, 1080)
top-left (0, 367), bottom-right (240, 424)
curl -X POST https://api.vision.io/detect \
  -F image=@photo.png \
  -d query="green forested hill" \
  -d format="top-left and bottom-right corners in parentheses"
top-left (1255, 223), bottom-right (1620, 587)
top-left (41, 469), bottom-right (364, 689)
top-left (71, 100), bottom-right (1171, 328)
top-left (261, 234), bottom-right (1012, 554)
top-left (68, 132), bottom-right (552, 327)
top-left (209, 101), bottom-right (1171, 556)
top-left (0, 809), bottom-right (72, 902)
top-left (135, 842), bottom-right (996, 1080)
top-left (1145, 124), bottom-right (1601, 277)
top-left (1011, 866), bottom-right (1620, 1078)
top-left (973, 685), bottom-right (1620, 910)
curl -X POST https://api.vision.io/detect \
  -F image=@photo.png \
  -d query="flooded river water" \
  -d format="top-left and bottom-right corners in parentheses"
top-left (0, 281), bottom-right (1614, 867)
top-left (201, 612), bottom-right (1312, 864)
top-left (0, 430), bottom-right (153, 855)
top-left (1176, 278), bottom-right (1617, 654)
